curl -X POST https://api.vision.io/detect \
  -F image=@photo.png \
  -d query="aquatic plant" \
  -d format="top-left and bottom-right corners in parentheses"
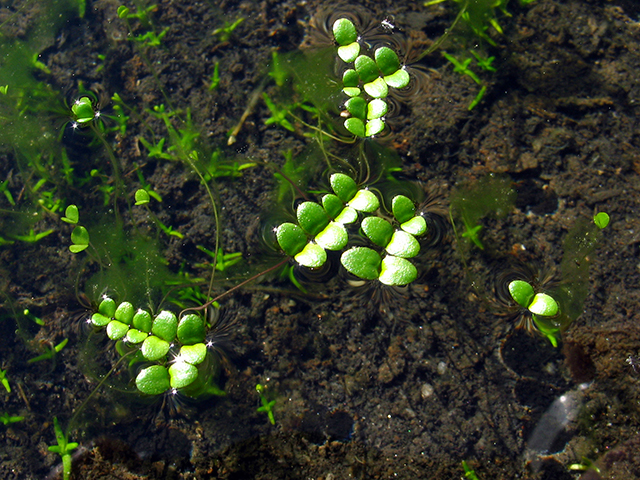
top-left (332, 18), bottom-right (410, 137)
top-left (275, 173), bottom-right (428, 286)
top-left (90, 296), bottom-right (223, 397)
top-left (47, 417), bottom-right (78, 480)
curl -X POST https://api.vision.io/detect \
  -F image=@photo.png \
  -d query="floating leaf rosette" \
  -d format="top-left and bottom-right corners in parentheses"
top-left (332, 19), bottom-right (410, 138)
top-left (275, 173), bottom-right (427, 286)
top-left (90, 297), bottom-right (221, 397)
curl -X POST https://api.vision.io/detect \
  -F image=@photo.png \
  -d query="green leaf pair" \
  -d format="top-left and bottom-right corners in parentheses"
top-left (276, 173), bottom-right (379, 268)
top-left (333, 18), bottom-right (410, 137)
top-left (340, 193), bottom-right (427, 286)
top-left (91, 297), bottom-right (212, 396)
top-left (276, 173), bottom-right (427, 285)
top-left (508, 280), bottom-right (561, 346)
top-left (71, 97), bottom-right (96, 126)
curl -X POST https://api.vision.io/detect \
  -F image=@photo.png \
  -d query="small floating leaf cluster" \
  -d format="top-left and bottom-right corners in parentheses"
top-left (507, 280), bottom-right (561, 347)
top-left (91, 297), bottom-right (216, 396)
top-left (332, 18), bottom-right (410, 137)
top-left (275, 173), bottom-right (427, 286)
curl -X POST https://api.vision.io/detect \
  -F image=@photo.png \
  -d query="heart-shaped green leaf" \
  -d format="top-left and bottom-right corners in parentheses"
top-left (392, 195), bottom-right (415, 223)
top-left (132, 309), bottom-right (153, 332)
top-left (379, 256), bottom-right (417, 286)
top-left (361, 216), bottom-right (393, 247)
top-left (169, 362), bottom-right (198, 389)
top-left (333, 18), bottom-right (357, 46)
top-left (276, 222), bottom-right (307, 257)
top-left (342, 86), bottom-right (361, 97)
top-left (385, 231), bottom-right (420, 258)
top-left (177, 313), bottom-right (206, 345)
top-left (365, 119), bottom-right (385, 137)
top-left (294, 242), bottom-right (327, 268)
top-left (508, 280), bottom-right (535, 309)
top-left (179, 343), bottom-right (207, 365)
top-left (341, 247), bottom-right (381, 280)
top-left (348, 189), bottom-right (380, 212)
top-left (330, 173), bottom-right (357, 203)
top-left (91, 312), bottom-right (111, 327)
top-left (384, 69), bottom-right (410, 89)
top-left (315, 222), bottom-right (348, 251)
top-left (354, 55), bottom-right (379, 83)
top-left (345, 96), bottom-right (367, 120)
top-left (342, 69), bottom-right (359, 87)
top-left (125, 328), bottom-right (148, 344)
top-left (334, 206), bottom-right (357, 224)
top-left (152, 310), bottom-right (178, 343)
top-left (322, 194), bottom-right (344, 219)
top-left (136, 365), bottom-right (170, 395)
top-left (141, 335), bottom-right (170, 361)
top-left (297, 201), bottom-right (329, 236)
top-left (115, 302), bottom-right (134, 325)
top-left (338, 42), bottom-right (360, 63)
top-left (363, 77), bottom-right (388, 98)
top-left (61, 204), bottom-right (79, 224)
top-left (344, 117), bottom-right (365, 137)
top-left (374, 47), bottom-right (400, 75)
top-left (106, 320), bottom-right (130, 340)
top-left (98, 297), bottom-right (116, 318)
top-left (401, 216), bottom-right (427, 236)
top-left (367, 98), bottom-right (388, 120)
top-left (72, 97), bottom-right (95, 125)
top-left (528, 293), bottom-right (559, 317)
top-left (70, 226), bottom-right (89, 252)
